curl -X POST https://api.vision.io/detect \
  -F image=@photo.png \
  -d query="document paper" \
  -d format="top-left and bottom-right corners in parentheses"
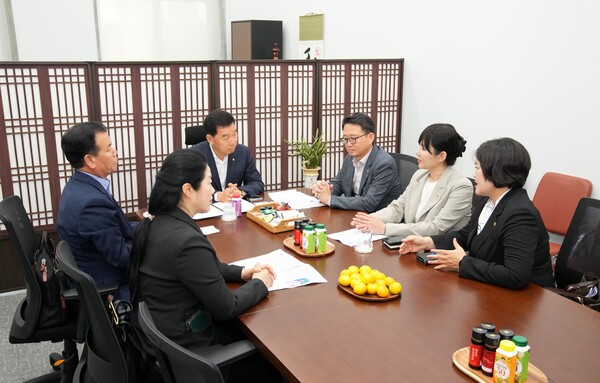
top-left (230, 249), bottom-right (327, 291)
top-left (268, 189), bottom-right (324, 209)
top-left (328, 228), bottom-right (386, 247)
top-left (193, 199), bottom-right (256, 220)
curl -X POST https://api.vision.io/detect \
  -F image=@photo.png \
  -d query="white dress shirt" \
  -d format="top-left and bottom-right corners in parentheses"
top-left (352, 149), bottom-right (372, 195)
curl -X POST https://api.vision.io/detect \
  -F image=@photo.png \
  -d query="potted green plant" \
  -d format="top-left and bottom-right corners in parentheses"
top-left (287, 132), bottom-right (327, 188)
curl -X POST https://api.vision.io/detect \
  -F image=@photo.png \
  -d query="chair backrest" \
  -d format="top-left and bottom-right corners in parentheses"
top-left (138, 301), bottom-right (224, 383)
top-left (0, 195), bottom-right (43, 338)
top-left (389, 153), bottom-right (419, 194)
top-left (55, 240), bottom-right (129, 383)
top-left (185, 125), bottom-right (207, 146)
top-left (554, 198), bottom-right (600, 289)
top-left (533, 172), bottom-right (592, 236)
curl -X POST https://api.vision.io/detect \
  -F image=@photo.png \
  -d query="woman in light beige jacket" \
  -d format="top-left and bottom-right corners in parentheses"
top-left (351, 124), bottom-right (472, 237)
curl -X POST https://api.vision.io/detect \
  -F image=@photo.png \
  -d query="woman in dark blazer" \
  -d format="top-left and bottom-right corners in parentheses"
top-left (129, 149), bottom-right (275, 352)
top-left (399, 138), bottom-right (554, 289)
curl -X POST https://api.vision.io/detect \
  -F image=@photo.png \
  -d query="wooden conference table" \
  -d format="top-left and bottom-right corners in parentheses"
top-left (192, 202), bottom-right (598, 382)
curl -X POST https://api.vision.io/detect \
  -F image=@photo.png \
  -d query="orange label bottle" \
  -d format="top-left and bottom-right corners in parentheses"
top-left (493, 340), bottom-right (517, 383)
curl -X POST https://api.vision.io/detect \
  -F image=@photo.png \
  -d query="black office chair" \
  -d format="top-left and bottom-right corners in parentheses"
top-left (0, 195), bottom-right (79, 383)
top-left (55, 240), bottom-right (129, 383)
top-left (553, 198), bottom-right (600, 289)
top-left (389, 153), bottom-right (418, 194)
top-left (185, 125), bottom-right (207, 146)
top-left (138, 301), bottom-right (257, 383)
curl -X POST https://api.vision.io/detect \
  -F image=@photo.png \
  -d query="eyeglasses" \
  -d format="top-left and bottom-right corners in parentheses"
top-left (340, 132), bottom-right (369, 145)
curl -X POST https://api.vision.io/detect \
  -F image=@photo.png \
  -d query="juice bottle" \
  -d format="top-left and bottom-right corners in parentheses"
top-left (302, 225), bottom-right (315, 254)
top-left (513, 335), bottom-right (530, 383)
top-left (315, 223), bottom-right (327, 252)
top-left (493, 340), bottom-right (517, 383)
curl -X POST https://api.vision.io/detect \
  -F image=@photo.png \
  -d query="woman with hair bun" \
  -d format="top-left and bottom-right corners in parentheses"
top-left (400, 138), bottom-right (554, 289)
top-left (352, 123), bottom-right (472, 237)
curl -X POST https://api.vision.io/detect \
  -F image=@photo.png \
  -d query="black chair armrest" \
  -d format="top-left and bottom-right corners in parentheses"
top-left (97, 283), bottom-right (119, 297)
top-left (197, 339), bottom-right (257, 368)
top-left (62, 288), bottom-right (78, 301)
top-left (62, 283), bottom-right (117, 300)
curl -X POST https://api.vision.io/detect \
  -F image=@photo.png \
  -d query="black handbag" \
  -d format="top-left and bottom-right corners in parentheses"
top-left (33, 231), bottom-right (69, 328)
top-left (549, 272), bottom-right (600, 311)
top-left (107, 300), bottom-right (163, 382)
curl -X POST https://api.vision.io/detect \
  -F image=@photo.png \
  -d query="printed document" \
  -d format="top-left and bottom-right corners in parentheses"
top-left (230, 249), bottom-right (327, 291)
top-left (328, 228), bottom-right (386, 247)
top-left (268, 189), bottom-right (324, 209)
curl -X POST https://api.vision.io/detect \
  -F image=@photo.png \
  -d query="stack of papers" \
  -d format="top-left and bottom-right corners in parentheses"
top-left (230, 249), bottom-right (327, 291)
top-left (214, 199), bottom-right (255, 213)
top-left (268, 189), bottom-right (324, 209)
top-left (328, 228), bottom-right (386, 247)
top-left (192, 199), bottom-right (256, 220)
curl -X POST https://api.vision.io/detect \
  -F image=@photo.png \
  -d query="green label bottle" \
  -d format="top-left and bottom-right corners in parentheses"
top-left (302, 225), bottom-right (315, 254)
top-left (513, 335), bottom-right (530, 383)
top-left (315, 223), bottom-right (327, 252)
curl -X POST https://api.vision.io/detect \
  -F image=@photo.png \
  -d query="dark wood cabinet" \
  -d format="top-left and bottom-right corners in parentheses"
top-left (231, 20), bottom-right (282, 60)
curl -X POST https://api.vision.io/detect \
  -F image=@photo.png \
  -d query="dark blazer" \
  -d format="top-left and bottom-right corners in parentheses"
top-left (135, 208), bottom-right (268, 350)
top-left (431, 188), bottom-right (554, 289)
top-left (191, 141), bottom-right (264, 196)
top-left (329, 144), bottom-right (402, 213)
top-left (57, 171), bottom-right (136, 300)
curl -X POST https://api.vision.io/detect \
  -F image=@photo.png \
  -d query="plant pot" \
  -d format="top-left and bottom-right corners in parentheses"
top-left (302, 167), bottom-right (320, 188)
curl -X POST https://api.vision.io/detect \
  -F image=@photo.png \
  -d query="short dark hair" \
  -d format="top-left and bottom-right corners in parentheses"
top-left (130, 149), bottom-right (208, 302)
top-left (418, 123), bottom-right (467, 166)
top-left (476, 137), bottom-right (531, 189)
top-left (61, 121), bottom-right (107, 169)
top-left (342, 113), bottom-right (376, 135)
top-left (203, 109), bottom-right (235, 136)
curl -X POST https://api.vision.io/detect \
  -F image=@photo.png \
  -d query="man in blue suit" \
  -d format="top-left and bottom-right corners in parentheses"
top-left (190, 110), bottom-right (264, 202)
top-left (57, 122), bottom-right (136, 301)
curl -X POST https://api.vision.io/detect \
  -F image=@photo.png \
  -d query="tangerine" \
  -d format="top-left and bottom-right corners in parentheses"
top-left (339, 275), bottom-right (351, 287)
top-left (389, 281), bottom-right (402, 295)
top-left (353, 282), bottom-right (367, 295)
top-left (377, 285), bottom-right (390, 298)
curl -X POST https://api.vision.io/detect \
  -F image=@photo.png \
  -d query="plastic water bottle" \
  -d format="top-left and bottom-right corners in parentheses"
top-left (231, 192), bottom-right (242, 217)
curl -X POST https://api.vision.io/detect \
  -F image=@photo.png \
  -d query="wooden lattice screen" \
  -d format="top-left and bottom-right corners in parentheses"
top-left (0, 59), bottom-right (403, 231)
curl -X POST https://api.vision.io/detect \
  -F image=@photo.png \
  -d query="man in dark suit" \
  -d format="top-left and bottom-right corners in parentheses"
top-left (190, 110), bottom-right (264, 202)
top-left (312, 113), bottom-right (401, 213)
top-left (57, 122), bottom-right (136, 300)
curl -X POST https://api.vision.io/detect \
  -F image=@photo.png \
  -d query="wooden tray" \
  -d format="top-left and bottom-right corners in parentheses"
top-left (452, 347), bottom-right (548, 383)
top-left (337, 283), bottom-right (401, 302)
top-left (283, 237), bottom-right (335, 258)
top-left (246, 202), bottom-right (305, 233)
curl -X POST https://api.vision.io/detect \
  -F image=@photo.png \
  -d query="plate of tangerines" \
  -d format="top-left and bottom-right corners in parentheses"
top-left (337, 265), bottom-right (402, 302)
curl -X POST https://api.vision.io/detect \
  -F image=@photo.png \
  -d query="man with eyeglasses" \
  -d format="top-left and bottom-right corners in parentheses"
top-left (191, 109), bottom-right (264, 202)
top-left (312, 112), bottom-right (401, 213)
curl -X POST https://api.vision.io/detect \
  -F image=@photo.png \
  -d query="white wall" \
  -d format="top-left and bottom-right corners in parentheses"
top-left (6, 0), bottom-right (223, 62)
top-left (0, 1), bottom-right (11, 60)
top-left (11, 0), bottom-right (98, 61)
top-left (97, 0), bottom-right (222, 61)
top-left (226, 0), bottom-right (600, 198)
